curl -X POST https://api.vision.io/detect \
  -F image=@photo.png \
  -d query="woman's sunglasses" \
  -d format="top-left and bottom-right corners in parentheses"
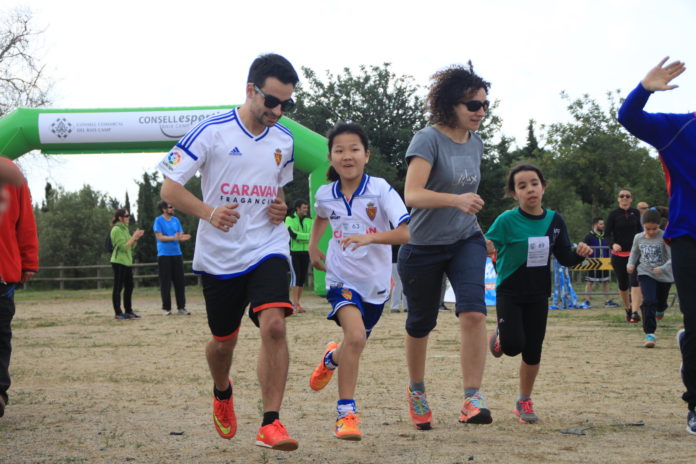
top-left (459, 99), bottom-right (490, 112)
top-left (619, 194), bottom-right (632, 199)
top-left (254, 85), bottom-right (295, 112)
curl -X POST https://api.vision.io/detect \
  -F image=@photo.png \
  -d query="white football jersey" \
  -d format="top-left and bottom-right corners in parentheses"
top-left (314, 174), bottom-right (409, 303)
top-left (158, 108), bottom-right (294, 277)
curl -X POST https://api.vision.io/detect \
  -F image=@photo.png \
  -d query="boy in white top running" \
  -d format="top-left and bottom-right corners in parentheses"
top-left (159, 53), bottom-right (300, 452)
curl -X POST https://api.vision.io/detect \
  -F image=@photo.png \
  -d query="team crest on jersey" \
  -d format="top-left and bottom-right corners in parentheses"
top-left (274, 148), bottom-right (282, 166)
top-left (341, 289), bottom-right (353, 300)
top-left (366, 202), bottom-right (377, 221)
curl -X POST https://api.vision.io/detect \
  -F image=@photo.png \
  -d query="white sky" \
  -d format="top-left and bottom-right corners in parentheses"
top-left (8, 0), bottom-right (696, 208)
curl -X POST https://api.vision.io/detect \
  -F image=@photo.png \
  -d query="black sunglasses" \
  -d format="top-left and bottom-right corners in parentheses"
top-left (254, 85), bottom-right (295, 112)
top-left (619, 194), bottom-right (632, 198)
top-left (459, 99), bottom-right (490, 112)
top-left (123, 214), bottom-right (130, 217)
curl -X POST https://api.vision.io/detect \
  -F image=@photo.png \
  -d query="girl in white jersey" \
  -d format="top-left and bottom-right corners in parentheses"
top-left (308, 122), bottom-right (410, 440)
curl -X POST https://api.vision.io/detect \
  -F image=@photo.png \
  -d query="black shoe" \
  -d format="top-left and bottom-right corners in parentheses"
top-left (630, 312), bottom-right (640, 323)
top-left (625, 309), bottom-right (632, 322)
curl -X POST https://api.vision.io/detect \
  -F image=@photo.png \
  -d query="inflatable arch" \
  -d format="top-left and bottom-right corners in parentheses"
top-left (0, 106), bottom-right (330, 295)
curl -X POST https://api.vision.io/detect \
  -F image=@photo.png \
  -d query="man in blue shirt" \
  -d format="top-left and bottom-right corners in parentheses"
top-left (154, 201), bottom-right (191, 315)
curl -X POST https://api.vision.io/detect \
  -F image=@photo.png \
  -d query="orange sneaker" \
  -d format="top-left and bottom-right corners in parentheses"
top-left (255, 419), bottom-right (299, 451)
top-left (407, 388), bottom-right (432, 430)
top-left (310, 342), bottom-right (338, 391)
top-left (212, 378), bottom-right (236, 439)
top-left (334, 412), bottom-right (362, 440)
top-left (458, 392), bottom-right (492, 424)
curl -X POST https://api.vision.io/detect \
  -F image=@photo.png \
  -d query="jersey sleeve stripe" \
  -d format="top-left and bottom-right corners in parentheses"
top-left (174, 143), bottom-right (199, 161)
top-left (179, 114), bottom-right (237, 152)
top-left (179, 109), bottom-right (235, 148)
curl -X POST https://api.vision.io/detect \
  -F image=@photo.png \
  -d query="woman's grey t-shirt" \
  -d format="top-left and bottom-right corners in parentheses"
top-left (405, 126), bottom-right (483, 245)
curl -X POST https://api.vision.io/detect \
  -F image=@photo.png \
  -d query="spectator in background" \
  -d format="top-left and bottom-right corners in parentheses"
top-left (605, 188), bottom-right (643, 323)
top-left (582, 217), bottom-right (618, 308)
top-left (154, 201), bottom-right (191, 316)
top-left (110, 209), bottom-right (144, 320)
top-left (0, 161), bottom-right (38, 418)
top-left (285, 200), bottom-right (312, 313)
top-left (637, 201), bottom-right (650, 219)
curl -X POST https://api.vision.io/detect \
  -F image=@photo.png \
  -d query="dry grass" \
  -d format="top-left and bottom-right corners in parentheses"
top-left (0, 288), bottom-right (692, 463)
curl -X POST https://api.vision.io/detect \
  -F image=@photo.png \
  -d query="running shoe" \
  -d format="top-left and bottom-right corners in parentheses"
top-left (489, 327), bottom-right (503, 358)
top-left (310, 342), bottom-right (338, 391)
top-left (162, 310), bottom-right (171, 316)
top-left (334, 412), bottom-right (362, 440)
top-left (625, 308), bottom-right (632, 322)
top-left (213, 378), bottom-right (236, 439)
top-left (114, 313), bottom-right (129, 321)
top-left (582, 299), bottom-right (592, 309)
top-left (630, 312), bottom-right (641, 323)
top-left (687, 410), bottom-right (696, 436)
top-left (514, 399), bottom-right (539, 424)
top-left (459, 392), bottom-right (492, 424)
top-left (407, 388), bottom-right (432, 430)
top-left (177, 308), bottom-right (191, 315)
top-left (604, 299), bottom-right (619, 307)
top-left (295, 304), bottom-right (306, 314)
top-left (125, 312), bottom-right (141, 319)
top-left (643, 333), bottom-right (656, 348)
top-left (656, 311), bottom-right (665, 320)
top-left (255, 420), bottom-right (298, 451)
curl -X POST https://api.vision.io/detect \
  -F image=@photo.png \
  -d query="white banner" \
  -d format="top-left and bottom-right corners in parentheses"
top-left (38, 109), bottom-right (230, 144)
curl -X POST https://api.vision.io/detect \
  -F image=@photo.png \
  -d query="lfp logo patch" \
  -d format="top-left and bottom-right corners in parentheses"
top-left (167, 150), bottom-right (182, 166)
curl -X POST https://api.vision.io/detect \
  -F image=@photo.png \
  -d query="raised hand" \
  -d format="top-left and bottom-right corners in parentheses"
top-left (642, 57), bottom-right (686, 92)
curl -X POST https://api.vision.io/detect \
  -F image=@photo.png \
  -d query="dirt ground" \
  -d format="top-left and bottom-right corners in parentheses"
top-left (0, 287), bottom-right (693, 464)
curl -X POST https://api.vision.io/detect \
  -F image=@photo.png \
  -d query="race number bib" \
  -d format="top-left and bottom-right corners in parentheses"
top-left (527, 236), bottom-right (550, 267)
top-left (340, 221), bottom-right (367, 259)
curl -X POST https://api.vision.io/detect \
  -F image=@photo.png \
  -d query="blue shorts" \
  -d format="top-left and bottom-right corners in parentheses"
top-left (326, 286), bottom-right (384, 337)
top-left (398, 233), bottom-right (486, 338)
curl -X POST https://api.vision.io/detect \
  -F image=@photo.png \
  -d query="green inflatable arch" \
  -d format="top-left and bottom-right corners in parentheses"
top-left (0, 106), bottom-right (330, 295)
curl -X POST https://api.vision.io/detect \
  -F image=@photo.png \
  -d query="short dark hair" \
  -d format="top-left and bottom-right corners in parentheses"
top-left (294, 199), bottom-right (308, 210)
top-left (157, 200), bottom-right (170, 213)
top-left (326, 122), bottom-right (370, 182)
top-left (505, 163), bottom-right (546, 197)
top-left (427, 61), bottom-right (490, 128)
top-left (642, 209), bottom-right (661, 225)
top-left (592, 217), bottom-right (604, 226)
top-left (247, 53), bottom-right (299, 88)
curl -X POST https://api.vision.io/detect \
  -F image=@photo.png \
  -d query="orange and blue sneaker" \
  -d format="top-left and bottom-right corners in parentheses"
top-left (310, 342), bottom-right (338, 391)
top-left (459, 392), bottom-right (492, 424)
top-left (212, 378), bottom-right (236, 439)
top-left (407, 388), bottom-right (432, 430)
top-left (255, 419), bottom-right (299, 451)
top-left (334, 412), bottom-right (362, 440)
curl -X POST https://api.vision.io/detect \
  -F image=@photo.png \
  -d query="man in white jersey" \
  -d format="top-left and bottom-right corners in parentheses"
top-left (159, 53), bottom-right (300, 451)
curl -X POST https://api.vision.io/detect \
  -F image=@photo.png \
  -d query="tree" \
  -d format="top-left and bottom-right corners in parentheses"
top-left (34, 185), bottom-right (115, 289)
top-left (0, 6), bottom-right (51, 117)
top-left (290, 63), bottom-right (428, 193)
top-left (134, 171), bottom-right (160, 265)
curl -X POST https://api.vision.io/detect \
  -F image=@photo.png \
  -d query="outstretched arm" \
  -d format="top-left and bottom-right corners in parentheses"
top-left (641, 57), bottom-right (686, 92)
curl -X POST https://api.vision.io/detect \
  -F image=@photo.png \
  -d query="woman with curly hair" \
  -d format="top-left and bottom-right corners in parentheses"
top-left (398, 62), bottom-right (492, 430)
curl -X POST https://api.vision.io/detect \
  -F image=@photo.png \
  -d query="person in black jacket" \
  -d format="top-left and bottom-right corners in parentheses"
top-left (604, 188), bottom-right (643, 322)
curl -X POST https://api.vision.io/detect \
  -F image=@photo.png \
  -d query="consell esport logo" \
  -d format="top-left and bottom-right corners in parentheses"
top-left (138, 112), bottom-right (224, 139)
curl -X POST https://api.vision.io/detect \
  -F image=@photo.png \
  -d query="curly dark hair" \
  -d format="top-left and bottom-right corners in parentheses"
top-left (426, 61), bottom-right (490, 128)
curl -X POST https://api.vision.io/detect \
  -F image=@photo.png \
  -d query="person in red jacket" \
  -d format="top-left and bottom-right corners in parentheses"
top-left (0, 158), bottom-right (39, 418)
top-left (0, 157), bottom-right (25, 216)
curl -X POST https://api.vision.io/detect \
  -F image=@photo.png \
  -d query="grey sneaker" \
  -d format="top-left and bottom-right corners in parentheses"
top-left (515, 399), bottom-right (539, 424)
top-left (162, 310), bottom-right (171, 316)
top-left (177, 309), bottom-right (191, 315)
top-left (688, 410), bottom-right (696, 435)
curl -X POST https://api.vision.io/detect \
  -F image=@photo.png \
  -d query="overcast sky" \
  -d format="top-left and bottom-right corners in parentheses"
top-left (9, 0), bottom-right (696, 208)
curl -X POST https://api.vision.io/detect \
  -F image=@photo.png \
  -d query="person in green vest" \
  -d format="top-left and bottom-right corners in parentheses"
top-left (285, 200), bottom-right (312, 312)
top-left (110, 208), bottom-right (144, 320)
